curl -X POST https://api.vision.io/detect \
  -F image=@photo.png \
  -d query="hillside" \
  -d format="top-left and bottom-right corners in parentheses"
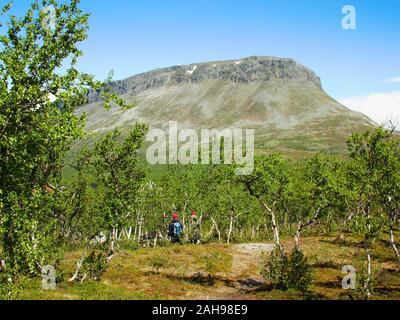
top-left (79, 56), bottom-right (375, 155)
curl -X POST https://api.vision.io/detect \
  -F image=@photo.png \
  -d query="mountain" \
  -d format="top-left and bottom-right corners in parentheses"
top-left (79, 56), bottom-right (375, 156)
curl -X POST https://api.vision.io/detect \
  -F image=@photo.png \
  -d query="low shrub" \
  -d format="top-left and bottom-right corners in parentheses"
top-left (261, 246), bottom-right (313, 291)
top-left (148, 254), bottom-right (169, 274)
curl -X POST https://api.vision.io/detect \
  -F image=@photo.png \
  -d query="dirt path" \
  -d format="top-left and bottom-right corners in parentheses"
top-left (232, 243), bottom-right (275, 279)
top-left (196, 243), bottom-right (275, 300)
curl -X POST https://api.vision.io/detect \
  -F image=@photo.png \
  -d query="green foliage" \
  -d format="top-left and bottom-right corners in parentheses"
top-left (261, 246), bottom-right (313, 291)
top-left (0, 0), bottom-right (399, 292)
top-left (64, 124), bottom-right (148, 282)
top-left (118, 240), bottom-right (140, 251)
top-left (0, 274), bottom-right (20, 300)
top-left (148, 254), bottom-right (169, 274)
top-left (90, 124), bottom-right (147, 230)
top-left (287, 248), bottom-right (313, 291)
top-left (346, 128), bottom-right (400, 278)
top-left (240, 154), bottom-right (292, 205)
top-left (82, 250), bottom-right (109, 281)
top-left (189, 251), bottom-right (232, 286)
top-left (351, 272), bottom-right (375, 300)
top-left (347, 128), bottom-right (400, 225)
top-left (0, 0), bottom-right (131, 276)
top-left (261, 247), bottom-right (289, 289)
top-left (57, 124), bottom-right (147, 247)
top-left (201, 252), bottom-right (229, 275)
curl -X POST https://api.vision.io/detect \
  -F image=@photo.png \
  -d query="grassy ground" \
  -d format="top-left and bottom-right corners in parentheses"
top-left (16, 235), bottom-right (400, 300)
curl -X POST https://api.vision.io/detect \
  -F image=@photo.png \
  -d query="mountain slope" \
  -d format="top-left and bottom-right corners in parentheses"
top-left (80, 56), bottom-right (375, 155)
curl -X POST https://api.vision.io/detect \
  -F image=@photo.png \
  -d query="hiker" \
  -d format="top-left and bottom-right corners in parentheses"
top-left (168, 213), bottom-right (183, 244)
top-left (189, 211), bottom-right (201, 244)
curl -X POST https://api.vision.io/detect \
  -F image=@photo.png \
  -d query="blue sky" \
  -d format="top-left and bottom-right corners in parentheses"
top-left (4, 0), bottom-right (400, 118)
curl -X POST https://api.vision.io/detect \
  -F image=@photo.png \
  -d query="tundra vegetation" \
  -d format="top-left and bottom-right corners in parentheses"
top-left (0, 0), bottom-right (400, 300)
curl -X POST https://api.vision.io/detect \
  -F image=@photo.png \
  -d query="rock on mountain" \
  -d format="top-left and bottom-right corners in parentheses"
top-left (80, 56), bottom-right (375, 155)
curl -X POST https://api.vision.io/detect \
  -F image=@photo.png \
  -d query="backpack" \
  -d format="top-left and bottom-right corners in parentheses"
top-left (171, 222), bottom-right (182, 237)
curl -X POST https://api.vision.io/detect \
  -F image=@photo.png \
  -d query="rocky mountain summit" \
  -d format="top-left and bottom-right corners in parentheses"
top-left (81, 56), bottom-right (375, 156)
top-left (88, 56), bottom-right (322, 103)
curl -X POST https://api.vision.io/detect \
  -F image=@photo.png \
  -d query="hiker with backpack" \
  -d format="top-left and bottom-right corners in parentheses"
top-left (168, 213), bottom-right (183, 244)
top-left (189, 211), bottom-right (201, 244)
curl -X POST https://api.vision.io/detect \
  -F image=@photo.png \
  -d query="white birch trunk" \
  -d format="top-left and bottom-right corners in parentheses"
top-left (294, 208), bottom-right (321, 250)
top-left (127, 227), bottom-right (132, 240)
top-left (137, 217), bottom-right (142, 243)
top-left (389, 217), bottom-right (400, 263)
top-left (365, 243), bottom-right (372, 298)
top-left (153, 232), bottom-right (158, 248)
top-left (259, 199), bottom-right (281, 249)
top-left (227, 215), bottom-right (234, 244)
top-left (210, 217), bottom-right (221, 243)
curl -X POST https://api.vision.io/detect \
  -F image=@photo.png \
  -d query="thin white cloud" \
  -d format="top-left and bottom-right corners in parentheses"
top-left (340, 91), bottom-right (400, 126)
top-left (387, 77), bottom-right (400, 83)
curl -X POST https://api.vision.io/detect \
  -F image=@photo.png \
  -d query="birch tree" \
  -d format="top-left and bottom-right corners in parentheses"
top-left (0, 0), bottom-right (130, 276)
top-left (240, 154), bottom-right (291, 250)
